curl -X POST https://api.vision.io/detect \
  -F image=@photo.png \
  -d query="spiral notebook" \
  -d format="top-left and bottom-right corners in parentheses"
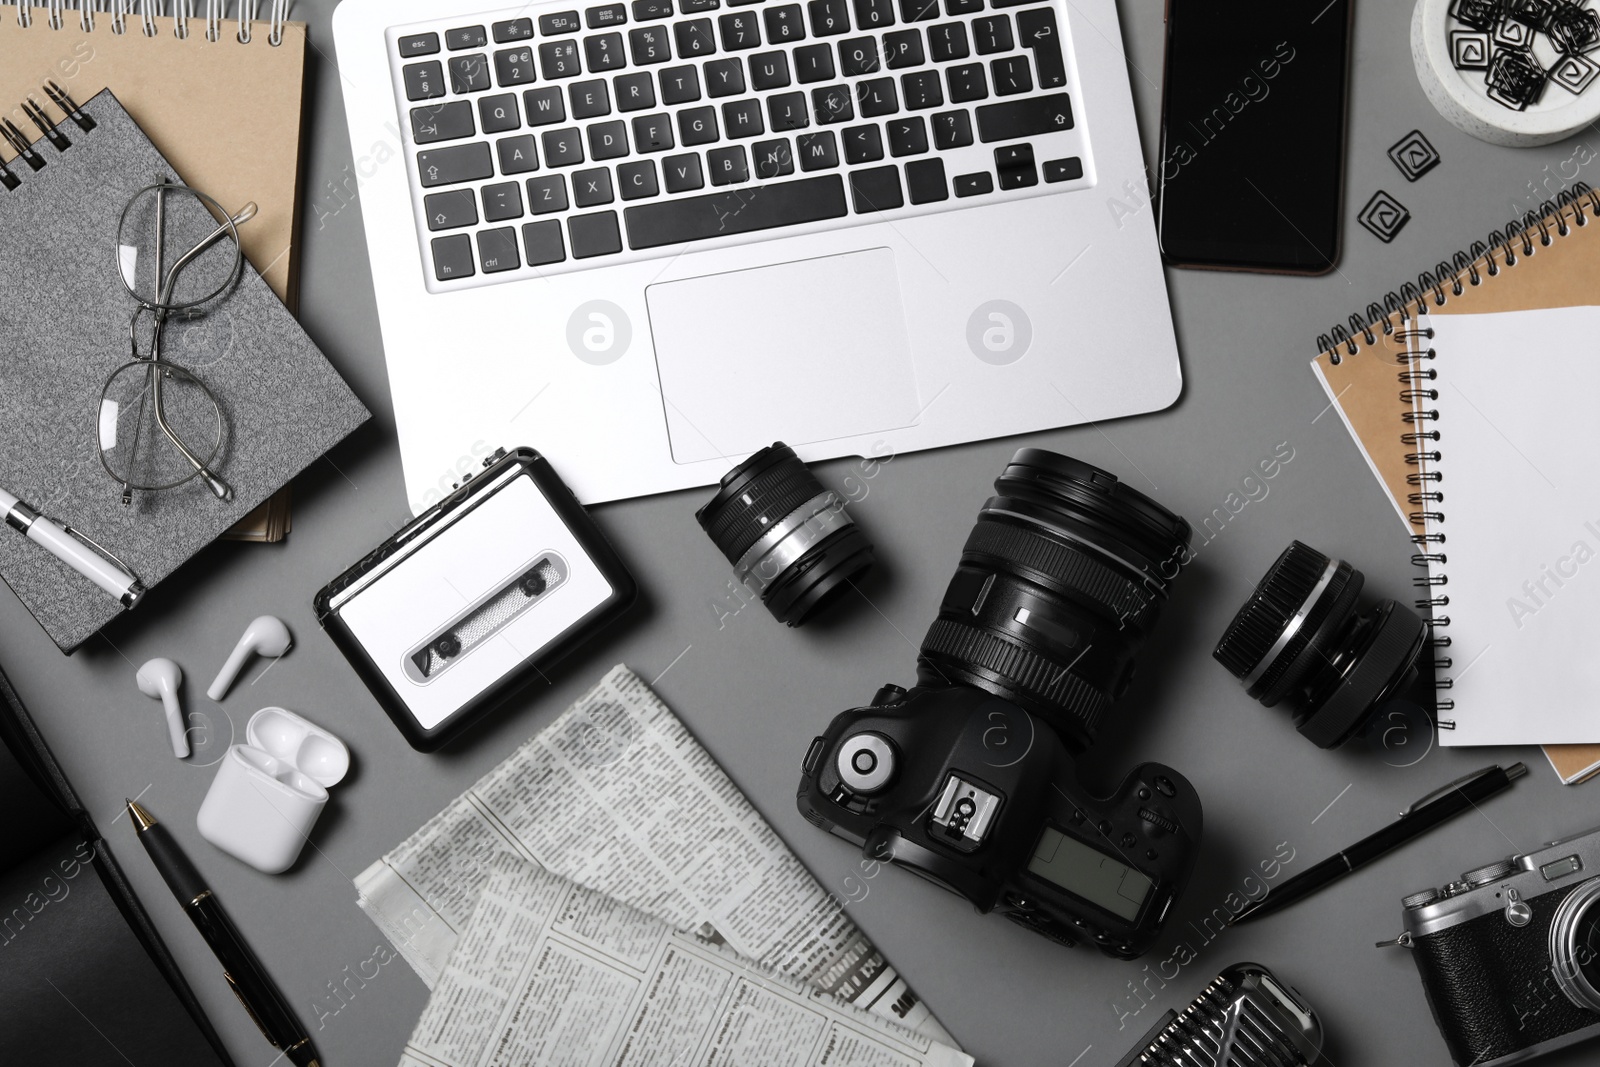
top-left (0, 88), bottom-right (368, 653)
top-left (0, 1), bottom-right (309, 541)
top-left (1309, 187), bottom-right (1600, 775)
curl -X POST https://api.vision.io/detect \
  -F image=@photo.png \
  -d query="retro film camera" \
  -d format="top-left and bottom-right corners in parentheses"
top-left (797, 450), bottom-right (1202, 958)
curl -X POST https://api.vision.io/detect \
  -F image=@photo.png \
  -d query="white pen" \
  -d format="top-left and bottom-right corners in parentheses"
top-left (0, 487), bottom-right (145, 608)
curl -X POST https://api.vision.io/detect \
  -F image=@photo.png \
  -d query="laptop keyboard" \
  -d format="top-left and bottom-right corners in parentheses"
top-left (389, 0), bottom-right (1092, 287)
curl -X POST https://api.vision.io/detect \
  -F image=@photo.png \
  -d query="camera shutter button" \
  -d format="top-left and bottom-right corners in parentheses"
top-left (837, 733), bottom-right (896, 794)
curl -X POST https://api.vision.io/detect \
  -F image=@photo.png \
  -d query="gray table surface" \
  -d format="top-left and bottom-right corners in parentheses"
top-left (6, 0), bottom-right (1599, 1064)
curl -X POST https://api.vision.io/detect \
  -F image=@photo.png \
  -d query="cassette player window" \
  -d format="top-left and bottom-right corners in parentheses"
top-left (1027, 826), bottom-right (1154, 921)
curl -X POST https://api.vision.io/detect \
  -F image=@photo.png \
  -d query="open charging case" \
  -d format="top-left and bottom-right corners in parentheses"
top-left (196, 706), bottom-right (349, 873)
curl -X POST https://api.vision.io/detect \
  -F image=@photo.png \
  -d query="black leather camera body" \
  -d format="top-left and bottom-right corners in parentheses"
top-left (1392, 827), bottom-right (1600, 1065)
top-left (798, 683), bottom-right (1202, 959)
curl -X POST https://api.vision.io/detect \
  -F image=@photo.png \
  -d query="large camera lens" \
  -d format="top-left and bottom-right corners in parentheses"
top-left (697, 442), bottom-right (875, 627)
top-left (1214, 541), bottom-right (1430, 748)
top-left (1549, 878), bottom-right (1600, 1010)
top-left (917, 450), bottom-right (1192, 751)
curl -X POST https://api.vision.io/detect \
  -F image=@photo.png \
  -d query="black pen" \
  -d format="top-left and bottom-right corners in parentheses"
top-left (1229, 762), bottom-right (1528, 926)
top-left (127, 800), bottom-right (321, 1067)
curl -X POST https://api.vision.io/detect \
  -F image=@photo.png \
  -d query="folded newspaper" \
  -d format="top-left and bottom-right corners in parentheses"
top-left (356, 665), bottom-right (971, 1067)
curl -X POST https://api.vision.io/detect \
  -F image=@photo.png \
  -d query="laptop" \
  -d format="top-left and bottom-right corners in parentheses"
top-left (332, 0), bottom-right (1180, 510)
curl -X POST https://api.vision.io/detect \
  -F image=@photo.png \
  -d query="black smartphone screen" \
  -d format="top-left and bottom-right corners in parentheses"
top-left (1157, 0), bottom-right (1351, 273)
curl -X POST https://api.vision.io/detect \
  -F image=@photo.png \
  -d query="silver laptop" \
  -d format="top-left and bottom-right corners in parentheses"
top-left (332, 0), bottom-right (1180, 510)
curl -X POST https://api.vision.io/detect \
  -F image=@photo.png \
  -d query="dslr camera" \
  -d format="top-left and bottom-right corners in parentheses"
top-left (1391, 825), bottom-right (1600, 1065)
top-left (797, 450), bottom-right (1202, 959)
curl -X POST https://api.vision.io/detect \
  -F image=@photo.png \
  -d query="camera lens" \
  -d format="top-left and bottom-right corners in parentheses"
top-left (1214, 541), bottom-right (1430, 749)
top-left (696, 442), bottom-right (875, 627)
top-left (1549, 878), bottom-right (1600, 1010)
top-left (916, 450), bottom-right (1192, 751)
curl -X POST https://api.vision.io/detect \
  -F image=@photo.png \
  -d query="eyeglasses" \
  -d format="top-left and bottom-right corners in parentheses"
top-left (99, 179), bottom-right (256, 506)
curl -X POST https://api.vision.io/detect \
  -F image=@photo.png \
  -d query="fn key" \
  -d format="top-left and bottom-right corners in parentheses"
top-left (431, 234), bottom-right (476, 280)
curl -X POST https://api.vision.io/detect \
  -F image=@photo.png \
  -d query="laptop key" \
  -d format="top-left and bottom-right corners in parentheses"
top-left (574, 167), bottom-right (615, 206)
top-left (446, 25), bottom-right (487, 49)
top-left (991, 55), bottom-right (1032, 95)
top-left (848, 165), bottom-right (902, 211)
top-left (424, 189), bottom-right (478, 230)
top-left (750, 51), bottom-right (791, 89)
top-left (523, 220), bottom-right (567, 265)
top-left (839, 36), bottom-right (880, 75)
top-left (808, 0), bottom-right (851, 35)
top-left (633, 113), bottom-right (676, 151)
top-left (615, 71), bottom-right (657, 109)
top-left (883, 29), bottom-right (923, 68)
top-left (663, 152), bottom-right (705, 191)
top-left (680, 0), bottom-right (721, 10)
top-left (631, 25), bottom-right (673, 63)
top-left (708, 144), bottom-right (749, 184)
top-left (431, 234), bottom-right (475, 279)
top-left (706, 57), bottom-right (747, 96)
top-left (449, 54), bottom-right (493, 93)
top-left (946, 63), bottom-right (987, 102)
top-left (587, 4), bottom-right (628, 27)
top-left (901, 70), bottom-right (942, 109)
top-left (624, 173), bottom-right (846, 247)
top-left (661, 64), bottom-right (702, 102)
top-left (767, 91), bottom-right (809, 130)
top-left (843, 123), bottom-right (882, 162)
top-left (975, 92), bottom-right (1072, 141)
top-left (679, 105), bottom-right (720, 144)
top-left (586, 32), bottom-right (628, 71)
top-left (404, 61), bottom-right (446, 101)
top-left (722, 98), bottom-right (765, 137)
top-left (994, 142), bottom-right (1036, 188)
top-left (899, 0), bottom-right (937, 21)
top-left (571, 79), bottom-right (612, 119)
top-left (720, 11), bottom-right (762, 49)
top-left (399, 33), bottom-right (440, 57)
top-left (541, 11), bottom-right (582, 34)
top-left (589, 119), bottom-right (631, 158)
top-left (931, 109), bottom-right (973, 148)
top-left (411, 100), bottom-right (475, 143)
top-left (855, 0), bottom-right (895, 28)
top-left (856, 76), bottom-right (897, 116)
top-left (676, 18), bottom-right (717, 56)
top-left (887, 115), bottom-right (927, 155)
top-left (973, 15), bottom-right (1012, 54)
top-left (494, 18), bottom-right (535, 42)
top-left (619, 159), bottom-right (660, 198)
top-left (497, 134), bottom-right (540, 172)
top-left (539, 41), bottom-right (583, 79)
top-left (569, 211), bottom-right (624, 257)
top-left (527, 174), bottom-right (570, 213)
top-left (542, 127), bottom-right (587, 166)
top-left (954, 171), bottom-right (993, 196)
top-left (755, 137), bottom-right (795, 177)
top-left (812, 84), bottom-right (854, 123)
top-left (1017, 7), bottom-right (1067, 89)
top-left (495, 47), bottom-right (538, 85)
top-left (480, 94), bottom-right (521, 133)
top-left (633, 0), bottom-right (674, 19)
top-left (905, 157), bottom-right (947, 203)
top-left (764, 4), bottom-right (806, 41)
top-left (418, 142), bottom-right (494, 186)
top-left (797, 130), bottom-right (839, 169)
top-left (945, 0), bottom-right (981, 11)
top-left (524, 87), bottom-right (568, 125)
top-left (1044, 156), bottom-right (1083, 182)
top-left (795, 43), bottom-right (835, 82)
top-left (482, 181), bottom-right (525, 220)
top-left (928, 23), bottom-right (968, 61)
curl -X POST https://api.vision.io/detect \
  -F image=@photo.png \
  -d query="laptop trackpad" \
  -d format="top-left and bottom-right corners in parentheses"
top-left (647, 248), bottom-right (922, 465)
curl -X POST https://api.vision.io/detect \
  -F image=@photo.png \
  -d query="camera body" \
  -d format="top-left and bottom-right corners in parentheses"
top-left (1399, 826), bottom-right (1600, 1065)
top-left (799, 684), bottom-right (1201, 959)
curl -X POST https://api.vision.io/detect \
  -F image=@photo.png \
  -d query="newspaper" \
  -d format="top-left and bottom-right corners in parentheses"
top-left (398, 853), bottom-right (971, 1067)
top-left (357, 665), bottom-right (956, 1047)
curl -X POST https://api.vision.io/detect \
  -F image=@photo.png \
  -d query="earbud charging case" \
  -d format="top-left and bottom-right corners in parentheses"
top-left (196, 707), bottom-right (349, 874)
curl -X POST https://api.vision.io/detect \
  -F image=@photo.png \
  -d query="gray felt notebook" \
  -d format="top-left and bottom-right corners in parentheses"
top-left (0, 89), bottom-right (368, 652)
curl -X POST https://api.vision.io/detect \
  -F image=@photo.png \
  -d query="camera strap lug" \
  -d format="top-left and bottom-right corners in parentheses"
top-left (1374, 932), bottom-right (1413, 948)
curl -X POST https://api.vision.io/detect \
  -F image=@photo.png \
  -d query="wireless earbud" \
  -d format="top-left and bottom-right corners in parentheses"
top-left (136, 658), bottom-right (189, 758)
top-left (207, 615), bottom-right (292, 701)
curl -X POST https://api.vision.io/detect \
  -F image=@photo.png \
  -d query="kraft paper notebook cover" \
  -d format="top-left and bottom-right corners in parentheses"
top-left (1308, 186), bottom-right (1600, 777)
top-left (0, 90), bottom-right (369, 653)
top-left (0, 1), bottom-right (309, 541)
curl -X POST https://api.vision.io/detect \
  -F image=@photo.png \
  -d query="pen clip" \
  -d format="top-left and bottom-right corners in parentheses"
top-left (59, 521), bottom-right (142, 584)
top-left (1402, 764), bottom-right (1500, 816)
top-left (222, 968), bottom-right (282, 1049)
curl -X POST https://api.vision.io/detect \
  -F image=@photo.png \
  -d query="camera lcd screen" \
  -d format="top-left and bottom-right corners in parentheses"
top-left (1027, 826), bottom-right (1153, 921)
top-left (1156, 0), bottom-right (1351, 272)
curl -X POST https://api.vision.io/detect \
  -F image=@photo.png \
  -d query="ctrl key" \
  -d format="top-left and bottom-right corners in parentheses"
top-left (431, 234), bottom-right (476, 280)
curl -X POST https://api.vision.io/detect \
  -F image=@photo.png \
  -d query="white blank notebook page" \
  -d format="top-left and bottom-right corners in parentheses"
top-left (1429, 305), bottom-right (1600, 745)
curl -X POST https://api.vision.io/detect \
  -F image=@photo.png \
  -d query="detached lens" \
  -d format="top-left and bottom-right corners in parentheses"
top-left (917, 450), bottom-right (1192, 751)
top-left (1214, 541), bottom-right (1429, 748)
top-left (697, 442), bottom-right (875, 627)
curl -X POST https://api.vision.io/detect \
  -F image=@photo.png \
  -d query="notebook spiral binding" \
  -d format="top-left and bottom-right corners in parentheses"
top-left (0, 80), bottom-right (95, 192)
top-left (1314, 181), bottom-right (1600, 724)
top-left (7, 1), bottom-right (290, 45)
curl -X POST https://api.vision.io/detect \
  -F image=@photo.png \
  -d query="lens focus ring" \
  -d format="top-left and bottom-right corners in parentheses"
top-left (963, 519), bottom-right (1160, 632)
top-left (921, 618), bottom-right (1111, 742)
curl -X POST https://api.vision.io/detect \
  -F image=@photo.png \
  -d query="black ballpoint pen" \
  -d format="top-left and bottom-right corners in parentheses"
top-left (1229, 762), bottom-right (1528, 926)
top-left (127, 799), bottom-right (321, 1067)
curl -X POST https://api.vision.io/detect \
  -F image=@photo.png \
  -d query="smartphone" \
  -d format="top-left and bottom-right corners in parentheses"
top-left (1156, 0), bottom-right (1353, 274)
